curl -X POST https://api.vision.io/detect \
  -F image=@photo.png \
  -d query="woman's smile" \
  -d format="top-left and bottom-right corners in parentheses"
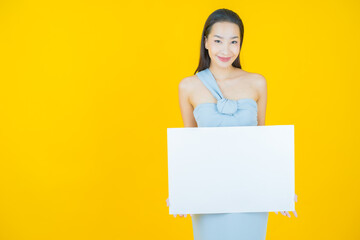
top-left (217, 56), bottom-right (232, 62)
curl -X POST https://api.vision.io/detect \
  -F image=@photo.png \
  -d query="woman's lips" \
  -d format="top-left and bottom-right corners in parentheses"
top-left (218, 56), bottom-right (231, 62)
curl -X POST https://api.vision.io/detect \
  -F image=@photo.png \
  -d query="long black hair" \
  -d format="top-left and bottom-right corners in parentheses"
top-left (194, 8), bottom-right (245, 74)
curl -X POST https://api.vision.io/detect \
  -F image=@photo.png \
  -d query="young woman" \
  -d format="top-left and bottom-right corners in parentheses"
top-left (166, 8), bottom-right (298, 240)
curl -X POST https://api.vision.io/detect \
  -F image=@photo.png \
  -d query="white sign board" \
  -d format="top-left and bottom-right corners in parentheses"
top-left (167, 125), bottom-right (295, 214)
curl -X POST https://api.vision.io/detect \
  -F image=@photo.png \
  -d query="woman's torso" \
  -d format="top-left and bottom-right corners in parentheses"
top-left (188, 67), bottom-right (269, 240)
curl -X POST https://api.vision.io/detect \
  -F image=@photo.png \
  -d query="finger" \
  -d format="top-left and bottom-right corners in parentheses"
top-left (294, 194), bottom-right (298, 202)
top-left (280, 211), bottom-right (286, 216)
top-left (174, 214), bottom-right (176, 217)
top-left (274, 211), bottom-right (278, 214)
top-left (185, 214), bottom-right (187, 217)
top-left (285, 211), bottom-right (291, 218)
top-left (179, 214), bottom-right (184, 217)
top-left (293, 210), bottom-right (298, 217)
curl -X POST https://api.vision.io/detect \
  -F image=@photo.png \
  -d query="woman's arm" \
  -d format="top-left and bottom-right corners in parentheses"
top-left (255, 74), bottom-right (268, 126)
top-left (178, 77), bottom-right (198, 128)
top-left (166, 77), bottom-right (197, 218)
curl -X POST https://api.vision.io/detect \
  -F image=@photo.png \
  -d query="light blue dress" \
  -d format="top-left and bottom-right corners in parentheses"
top-left (191, 68), bottom-right (269, 240)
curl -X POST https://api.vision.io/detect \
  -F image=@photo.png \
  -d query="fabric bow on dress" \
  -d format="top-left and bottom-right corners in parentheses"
top-left (216, 98), bottom-right (238, 115)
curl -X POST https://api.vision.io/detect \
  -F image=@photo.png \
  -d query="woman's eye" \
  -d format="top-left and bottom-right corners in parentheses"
top-left (214, 40), bottom-right (237, 44)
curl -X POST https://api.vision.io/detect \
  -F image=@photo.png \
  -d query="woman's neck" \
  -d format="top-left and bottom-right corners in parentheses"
top-left (208, 64), bottom-right (237, 81)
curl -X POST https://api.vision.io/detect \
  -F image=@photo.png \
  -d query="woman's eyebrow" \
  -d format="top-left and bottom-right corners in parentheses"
top-left (214, 35), bottom-right (239, 39)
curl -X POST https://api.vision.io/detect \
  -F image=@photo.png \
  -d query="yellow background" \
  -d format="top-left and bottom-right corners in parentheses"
top-left (0, 0), bottom-right (359, 239)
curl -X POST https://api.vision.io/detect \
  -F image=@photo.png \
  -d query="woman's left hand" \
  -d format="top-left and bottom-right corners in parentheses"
top-left (274, 193), bottom-right (298, 217)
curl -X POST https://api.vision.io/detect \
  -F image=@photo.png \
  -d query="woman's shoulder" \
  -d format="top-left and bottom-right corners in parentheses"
top-left (242, 72), bottom-right (267, 102)
top-left (236, 68), bottom-right (266, 80)
top-left (178, 74), bottom-right (201, 93)
top-left (237, 69), bottom-right (267, 88)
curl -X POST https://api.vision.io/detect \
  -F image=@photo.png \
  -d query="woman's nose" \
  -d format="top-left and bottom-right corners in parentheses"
top-left (220, 46), bottom-right (230, 55)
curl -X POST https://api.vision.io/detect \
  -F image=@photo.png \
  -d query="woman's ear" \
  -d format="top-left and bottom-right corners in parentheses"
top-left (204, 36), bottom-right (208, 50)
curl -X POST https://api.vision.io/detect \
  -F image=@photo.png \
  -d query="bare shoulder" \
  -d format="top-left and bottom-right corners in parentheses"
top-left (252, 72), bottom-right (267, 87)
top-left (242, 71), bottom-right (267, 91)
top-left (179, 75), bottom-right (195, 90)
top-left (178, 75), bottom-right (201, 94)
top-left (248, 72), bottom-right (267, 101)
top-left (238, 68), bottom-right (265, 82)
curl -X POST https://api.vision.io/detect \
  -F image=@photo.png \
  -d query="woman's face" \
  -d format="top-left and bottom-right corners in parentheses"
top-left (205, 21), bottom-right (241, 68)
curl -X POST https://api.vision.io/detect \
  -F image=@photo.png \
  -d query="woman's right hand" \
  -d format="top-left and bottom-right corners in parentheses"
top-left (166, 197), bottom-right (192, 217)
